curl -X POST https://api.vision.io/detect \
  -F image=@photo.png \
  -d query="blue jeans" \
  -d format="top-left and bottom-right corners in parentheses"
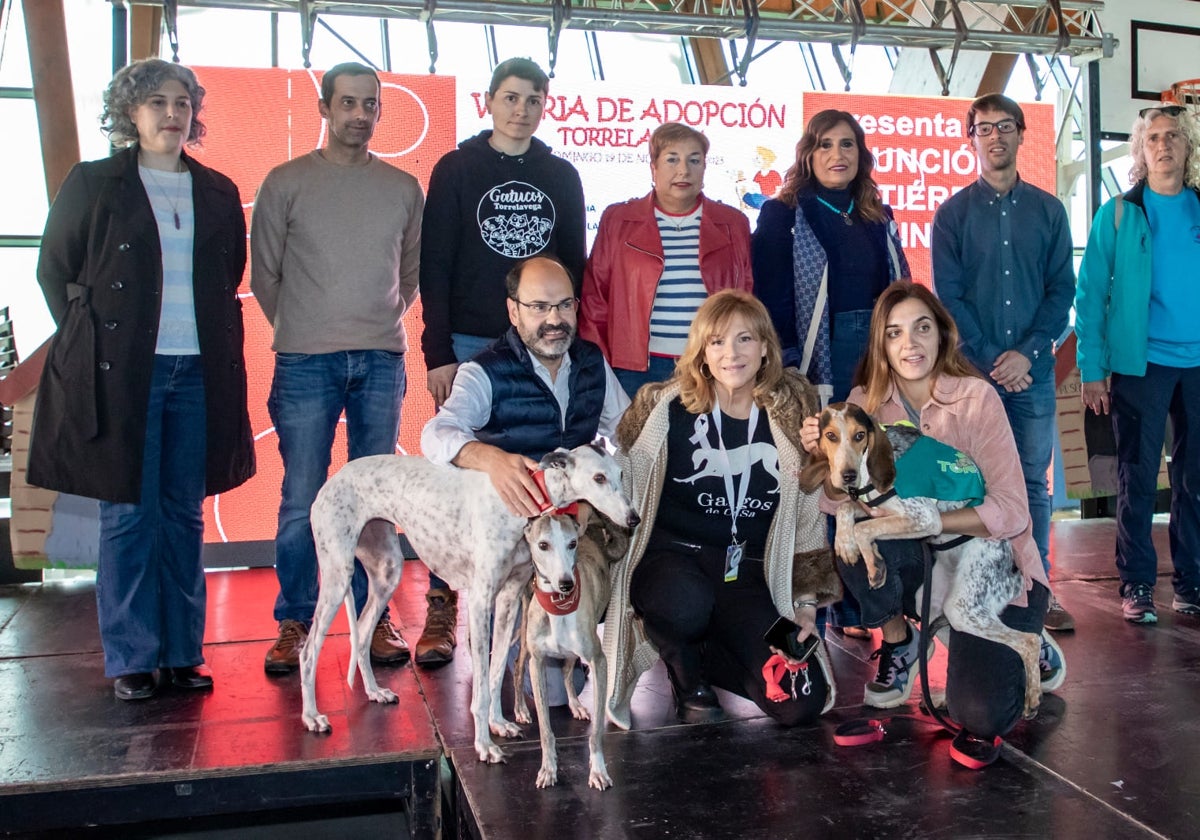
top-left (1111, 362), bottom-right (1200, 594)
top-left (97, 355), bottom-right (207, 677)
top-left (830, 309), bottom-right (872, 403)
top-left (615, 355), bottom-right (677, 401)
top-left (996, 377), bottom-right (1056, 575)
top-left (268, 350), bottom-right (406, 624)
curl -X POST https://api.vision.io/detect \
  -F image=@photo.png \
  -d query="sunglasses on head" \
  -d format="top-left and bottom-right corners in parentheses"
top-left (1138, 104), bottom-right (1187, 118)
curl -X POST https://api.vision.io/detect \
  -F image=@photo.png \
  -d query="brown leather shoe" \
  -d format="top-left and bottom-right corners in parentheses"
top-left (415, 589), bottom-right (458, 668)
top-left (264, 619), bottom-right (308, 674)
top-left (1044, 593), bottom-right (1076, 632)
top-left (370, 615), bottom-right (411, 665)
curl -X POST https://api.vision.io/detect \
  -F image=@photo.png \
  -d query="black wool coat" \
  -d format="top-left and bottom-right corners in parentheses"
top-left (28, 145), bottom-right (256, 504)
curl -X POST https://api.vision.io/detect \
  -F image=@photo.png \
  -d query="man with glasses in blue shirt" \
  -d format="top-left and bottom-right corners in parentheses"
top-left (421, 255), bottom-right (628, 704)
top-left (932, 93), bottom-right (1077, 632)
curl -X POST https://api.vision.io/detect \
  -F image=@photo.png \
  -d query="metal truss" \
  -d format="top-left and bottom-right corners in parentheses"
top-left (126, 1), bottom-right (1113, 73)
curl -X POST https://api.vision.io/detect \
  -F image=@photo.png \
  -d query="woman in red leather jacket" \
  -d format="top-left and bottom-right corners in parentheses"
top-left (579, 122), bottom-right (752, 398)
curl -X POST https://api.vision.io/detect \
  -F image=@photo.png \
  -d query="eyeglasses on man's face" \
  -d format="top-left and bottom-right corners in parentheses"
top-left (969, 118), bottom-right (1019, 137)
top-left (512, 297), bottom-right (578, 316)
top-left (1138, 104), bottom-right (1187, 118)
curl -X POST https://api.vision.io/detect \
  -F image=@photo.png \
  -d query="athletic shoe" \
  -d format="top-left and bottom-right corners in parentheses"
top-left (1121, 583), bottom-right (1158, 624)
top-left (863, 620), bottom-right (932, 708)
top-left (1043, 593), bottom-right (1076, 632)
top-left (949, 730), bottom-right (1002, 770)
top-left (1171, 588), bottom-right (1200, 615)
top-left (1039, 631), bottom-right (1065, 692)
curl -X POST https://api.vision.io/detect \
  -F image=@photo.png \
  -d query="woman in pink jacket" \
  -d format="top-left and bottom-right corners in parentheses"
top-left (580, 122), bottom-right (752, 397)
top-left (801, 281), bottom-right (1064, 769)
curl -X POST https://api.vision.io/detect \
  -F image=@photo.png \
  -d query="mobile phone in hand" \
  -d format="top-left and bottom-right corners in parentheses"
top-left (763, 616), bottom-right (819, 663)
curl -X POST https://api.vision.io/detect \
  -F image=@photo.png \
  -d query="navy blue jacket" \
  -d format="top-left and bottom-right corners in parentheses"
top-left (473, 328), bottom-right (606, 460)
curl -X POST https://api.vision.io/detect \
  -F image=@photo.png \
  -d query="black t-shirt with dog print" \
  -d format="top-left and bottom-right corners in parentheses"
top-left (657, 397), bottom-right (780, 558)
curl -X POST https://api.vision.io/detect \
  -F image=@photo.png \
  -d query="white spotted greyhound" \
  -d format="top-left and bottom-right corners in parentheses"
top-left (299, 443), bottom-right (640, 764)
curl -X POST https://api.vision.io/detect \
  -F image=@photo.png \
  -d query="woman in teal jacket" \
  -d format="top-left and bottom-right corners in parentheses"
top-left (1075, 104), bottom-right (1200, 625)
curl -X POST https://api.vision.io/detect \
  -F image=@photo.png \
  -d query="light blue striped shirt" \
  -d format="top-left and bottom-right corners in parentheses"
top-left (140, 165), bottom-right (199, 355)
top-left (649, 205), bottom-right (706, 358)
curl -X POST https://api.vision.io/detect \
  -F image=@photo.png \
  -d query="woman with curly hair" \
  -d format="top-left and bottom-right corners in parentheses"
top-left (1075, 103), bottom-right (1200, 624)
top-left (28, 59), bottom-right (255, 700)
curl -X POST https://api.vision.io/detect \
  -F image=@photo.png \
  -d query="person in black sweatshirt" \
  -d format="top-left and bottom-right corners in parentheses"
top-left (416, 58), bottom-right (586, 672)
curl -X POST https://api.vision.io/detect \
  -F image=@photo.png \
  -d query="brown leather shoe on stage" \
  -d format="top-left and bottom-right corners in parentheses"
top-left (415, 589), bottom-right (458, 668)
top-left (370, 616), bottom-right (411, 665)
top-left (1044, 593), bottom-right (1076, 632)
top-left (264, 619), bottom-right (308, 674)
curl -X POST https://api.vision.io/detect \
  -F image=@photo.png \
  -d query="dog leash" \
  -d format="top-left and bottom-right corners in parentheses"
top-left (832, 541), bottom-right (965, 748)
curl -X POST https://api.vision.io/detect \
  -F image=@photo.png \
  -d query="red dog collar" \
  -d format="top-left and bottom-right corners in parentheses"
top-left (533, 567), bottom-right (582, 616)
top-left (527, 468), bottom-right (579, 517)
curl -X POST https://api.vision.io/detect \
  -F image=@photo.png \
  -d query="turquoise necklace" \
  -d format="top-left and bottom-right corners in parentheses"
top-left (816, 195), bottom-right (855, 225)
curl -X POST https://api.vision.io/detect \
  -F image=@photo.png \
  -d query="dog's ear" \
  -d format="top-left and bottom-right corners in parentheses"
top-left (798, 448), bottom-right (830, 494)
top-left (865, 421), bottom-right (896, 489)
top-left (574, 501), bottom-right (593, 535)
top-left (540, 448), bottom-right (570, 471)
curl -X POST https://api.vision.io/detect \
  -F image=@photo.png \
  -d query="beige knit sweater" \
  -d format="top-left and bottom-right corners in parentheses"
top-left (250, 151), bottom-right (423, 354)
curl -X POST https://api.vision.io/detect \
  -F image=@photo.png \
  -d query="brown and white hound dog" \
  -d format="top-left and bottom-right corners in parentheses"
top-left (799, 402), bottom-right (1044, 719)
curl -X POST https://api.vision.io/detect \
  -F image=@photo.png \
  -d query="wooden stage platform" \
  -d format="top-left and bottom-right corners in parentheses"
top-left (2, 517), bottom-right (1199, 838)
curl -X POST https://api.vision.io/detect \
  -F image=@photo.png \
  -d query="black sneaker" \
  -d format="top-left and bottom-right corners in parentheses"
top-left (863, 620), bottom-right (931, 708)
top-left (1121, 583), bottom-right (1158, 624)
top-left (1172, 588), bottom-right (1200, 615)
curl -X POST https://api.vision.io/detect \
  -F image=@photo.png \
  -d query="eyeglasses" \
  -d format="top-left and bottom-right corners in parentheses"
top-left (1138, 104), bottom-right (1187, 118)
top-left (969, 119), bottom-right (1019, 137)
top-left (512, 297), bottom-right (578, 316)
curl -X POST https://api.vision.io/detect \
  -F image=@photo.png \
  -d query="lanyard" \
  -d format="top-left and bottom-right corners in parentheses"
top-left (710, 401), bottom-right (759, 546)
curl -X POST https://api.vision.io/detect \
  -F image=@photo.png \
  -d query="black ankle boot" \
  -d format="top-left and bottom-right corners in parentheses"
top-left (667, 668), bottom-right (724, 724)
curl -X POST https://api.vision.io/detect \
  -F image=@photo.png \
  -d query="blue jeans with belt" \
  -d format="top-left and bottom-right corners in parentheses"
top-left (97, 354), bottom-right (208, 677)
top-left (268, 349), bottom-right (406, 624)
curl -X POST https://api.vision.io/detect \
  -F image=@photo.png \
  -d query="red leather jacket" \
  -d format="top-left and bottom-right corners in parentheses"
top-left (579, 192), bottom-right (753, 372)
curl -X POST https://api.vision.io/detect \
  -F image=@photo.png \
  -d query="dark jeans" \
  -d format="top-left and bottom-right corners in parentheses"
top-left (997, 377), bottom-right (1056, 575)
top-left (838, 538), bottom-right (1049, 739)
top-left (631, 532), bottom-right (828, 727)
top-left (614, 354), bottom-right (677, 401)
top-left (268, 350), bottom-right (406, 624)
top-left (98, 355), bottom-right (207, 677)
top-left (1111, 362), bottom-right (1200, 594)
top-left (826, 309), bottom-right (873, 629)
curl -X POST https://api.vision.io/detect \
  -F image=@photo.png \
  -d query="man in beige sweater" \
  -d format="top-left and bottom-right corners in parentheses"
top-left (250, 62), bottom-right (423, 674)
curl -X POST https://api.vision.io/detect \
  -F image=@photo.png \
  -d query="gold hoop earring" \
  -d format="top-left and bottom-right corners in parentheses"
top-left (700, 362), bottom-right (713, 380)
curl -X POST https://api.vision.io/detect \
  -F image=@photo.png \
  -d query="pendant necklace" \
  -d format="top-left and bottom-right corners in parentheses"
top-left (142, 159), bottom-right (186, 230)
top-left (816, 195), bottom-right (855, 226)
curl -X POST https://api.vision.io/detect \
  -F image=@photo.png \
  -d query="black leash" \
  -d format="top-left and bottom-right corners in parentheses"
top-left (833, 538), bottom-right (962, 747)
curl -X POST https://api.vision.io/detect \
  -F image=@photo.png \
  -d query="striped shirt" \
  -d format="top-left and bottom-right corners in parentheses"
top-left (139, 165), bottom-right (199, 355)
top-left (649, 204), bottom-right (706, 358)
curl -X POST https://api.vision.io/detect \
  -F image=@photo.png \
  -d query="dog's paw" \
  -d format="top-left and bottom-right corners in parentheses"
top-left (568, 700), bottom-right (590, 721)
top-left (476, 740), bottom-right (507, 764)
top-left (834, 537), bottom-right (861, 566)
top-left (490, 717), bottom-right (522, 739)
top-left (588, 759), bottom-right (612, 791)
top-left (535, 764), bottom-right (559, 788)
top-left (302, 713), bottom-right (332, 733)
top-left (367, 687), bottom-right (398, 705)
top-left (514, 707), bottom-right (532, 725)
top-left (866, 562), bottom-right (888, 590)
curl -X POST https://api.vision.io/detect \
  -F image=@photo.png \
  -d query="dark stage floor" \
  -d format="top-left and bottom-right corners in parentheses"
top-left (1, 516), bottom-right (1197, 839)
